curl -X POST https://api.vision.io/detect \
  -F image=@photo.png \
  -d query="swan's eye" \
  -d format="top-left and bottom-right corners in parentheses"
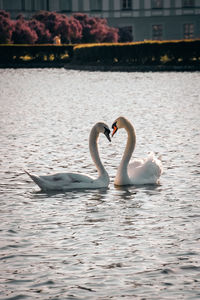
top-left (104, 127), bottom-right (110, 134)
top-left (112, 122), bottom-right (117, 129)
top-left (104, 127), bottom-right (111, 142)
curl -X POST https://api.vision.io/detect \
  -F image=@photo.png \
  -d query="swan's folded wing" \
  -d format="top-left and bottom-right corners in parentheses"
top-left (128, 159), bottom-right (144, 174)
top-left (40, 172), bottom-right (94, 185)
top-left (26, 171), bottom-right (94, 191)
top-left (62, 173), bottom-right (94, 183)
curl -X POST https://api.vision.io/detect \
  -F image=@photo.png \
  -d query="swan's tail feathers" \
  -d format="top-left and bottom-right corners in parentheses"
top-left (25, 170), bottom-right (45, 191)
top-left (146, 152), bottom-right (163, 182)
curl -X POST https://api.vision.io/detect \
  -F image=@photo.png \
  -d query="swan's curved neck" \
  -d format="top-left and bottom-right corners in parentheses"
top-left (89, 127), bottom-right (107, 178)
top-left (116, 120), bottom-right (136, 184)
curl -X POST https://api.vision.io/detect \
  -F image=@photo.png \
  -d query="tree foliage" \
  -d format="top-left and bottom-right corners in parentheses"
top-left (118, 27), bottom-right (133, 43)
top-left (73, 13), bottom-right (118, 43)
top-left (0, 10), bottom-right (13, 43)
top-left (0, 10), bottom-right (121, 44)
top-left (28, 19), bottom-right (51, 44)
top-left (12, 15), bottom-right (38, 44)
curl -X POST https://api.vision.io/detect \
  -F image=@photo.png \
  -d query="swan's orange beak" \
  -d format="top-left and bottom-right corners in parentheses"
top-left (112, 125), bottom-right (118, 137)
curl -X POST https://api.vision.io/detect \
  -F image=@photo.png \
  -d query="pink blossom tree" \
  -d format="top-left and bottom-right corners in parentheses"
top-left (0, 10), bottom-right (13, 43)
top-left (32, 11), bottom-right (82, 44)
top-left (29, 19), bottom-right (51, 43)
top-left (68, 16), bottom-right (82, 43)
top-left (12, 15), bottom-right (38, 44)
top-left (118, 27), bottom-right (133, 42)
top-left (73, 13), bottom-right (118, 43)
top-left (0, 10), bottom-right (119, 44)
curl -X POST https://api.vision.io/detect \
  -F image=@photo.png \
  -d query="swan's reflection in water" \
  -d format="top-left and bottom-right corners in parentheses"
top-left (30, 186), bottom-right (109, 198)
top-left (86, 188), bottom-right (108, 204)
top-left (114, 185), bottom-right (137, 196)
top-left (115, 183), bottom-right (162, 196)
top-left (29, 183), bottom-right (162, 212)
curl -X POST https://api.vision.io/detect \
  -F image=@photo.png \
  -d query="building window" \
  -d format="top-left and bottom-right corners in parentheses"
top-left (121, 0), bottom-right (132, 10)
top-left (23, 0), bottom-right (35, 10)
top-left (109, 0), bottom-right (114, 10)
top-left (78, 0), bottom-right (83, 11)
top-left (184, 24), bottom-right (194, 39)
top-left (60, 0), bottom-right (72, 11)
top-left (152, 0), bottom-right (163, 9)
top-left (46, 0), bottom-right (49, 10)
top-left (34, 0), bottom-right (47, 10)
top-left (90, 0), bottom-right (102, 11)
top-left (182, 0), bottom-right (194, 7)
top-left (152, 24), bottom-right (163, 40)
top-left (3, 0), bottom-right (22, 10)
top-left (21, 0), bottom-right (25, 10)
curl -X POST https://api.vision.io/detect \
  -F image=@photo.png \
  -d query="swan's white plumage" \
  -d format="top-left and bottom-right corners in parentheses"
top-left (112, 117), bottom-right (163, 186)
top-left (25, 171), bottom-right (95, 191)
top-left (128, 152), bottom-right (162, 185)
top-left (25, 122), bottom-right (111, 191)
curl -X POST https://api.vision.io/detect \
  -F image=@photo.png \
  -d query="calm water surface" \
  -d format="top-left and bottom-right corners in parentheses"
top-left (0, 69), bottom-right (200, 299)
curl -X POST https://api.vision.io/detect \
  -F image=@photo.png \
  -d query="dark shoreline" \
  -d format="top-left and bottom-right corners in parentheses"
top-left (64, 64), bottom-right (200, 72)
top-left (0, 62), bottom-right (200, 72)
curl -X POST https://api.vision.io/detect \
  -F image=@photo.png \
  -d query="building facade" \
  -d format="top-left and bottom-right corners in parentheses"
top-left (1, 0), bottom-right (200, 41)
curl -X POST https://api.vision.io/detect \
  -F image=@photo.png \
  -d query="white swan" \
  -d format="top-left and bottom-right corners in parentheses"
top-left (25, 122), bottom-right (111, 191)
top-left (112, 116), bottom-right (163, 186)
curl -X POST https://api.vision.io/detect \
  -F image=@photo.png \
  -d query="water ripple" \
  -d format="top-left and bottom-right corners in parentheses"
top-left (0, 69), bottom-right (200, 299)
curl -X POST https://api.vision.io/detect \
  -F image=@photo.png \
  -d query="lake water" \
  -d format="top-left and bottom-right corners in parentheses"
top-left (0, 69), bottom-right (200, 299)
